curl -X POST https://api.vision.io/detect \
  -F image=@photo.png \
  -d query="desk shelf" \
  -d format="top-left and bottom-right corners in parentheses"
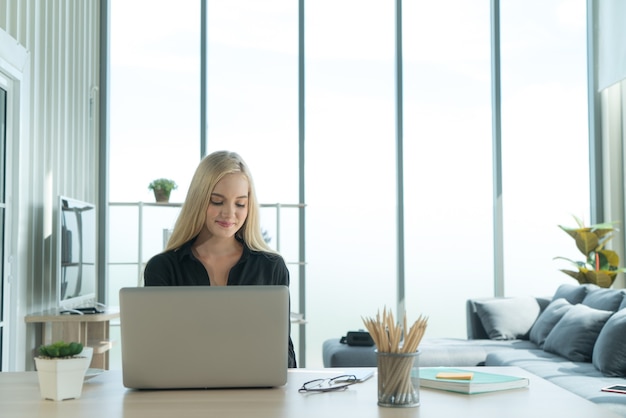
top-left (25, 307), bottom-right (120, 370)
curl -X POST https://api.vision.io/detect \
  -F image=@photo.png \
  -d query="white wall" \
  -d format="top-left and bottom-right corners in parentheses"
top-left (0, 0), bottom-right (101, 370)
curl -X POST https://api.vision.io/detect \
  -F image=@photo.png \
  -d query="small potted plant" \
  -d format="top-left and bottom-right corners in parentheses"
top-left (34, 341), bottom-right (91, 401)
top-left (148, 178), bottom-right (177, 203)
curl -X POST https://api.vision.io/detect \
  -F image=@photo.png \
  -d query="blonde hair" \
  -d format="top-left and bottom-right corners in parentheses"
top-left (165, 151), bottom-right (274, 253)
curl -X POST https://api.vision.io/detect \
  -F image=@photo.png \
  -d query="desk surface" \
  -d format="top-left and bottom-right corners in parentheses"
top-left (0, 367), bottom-right (621, 418)
top-left (25, 307), bottom-right (120, 322)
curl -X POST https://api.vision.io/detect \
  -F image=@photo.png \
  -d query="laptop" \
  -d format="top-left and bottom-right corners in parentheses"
top-left (119, 285), bottom-right (289, 389)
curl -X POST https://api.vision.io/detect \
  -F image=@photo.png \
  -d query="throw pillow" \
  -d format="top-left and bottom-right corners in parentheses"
top-left (543, 304), bottom-right (613, 362)
top-left (474, 296), bottom-right (541, 340)
top-left (582, 288), bottom-right (625, 311)
top-left (552, 283), bottom-right (588, 304)
top-left (529, 298), bottom-right (573, 348)
top-left (592, 309), bottom-right (626, 376)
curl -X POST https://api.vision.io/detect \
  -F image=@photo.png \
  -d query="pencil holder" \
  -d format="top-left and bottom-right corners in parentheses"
top-left (376, 350), bottom-right (420, 407)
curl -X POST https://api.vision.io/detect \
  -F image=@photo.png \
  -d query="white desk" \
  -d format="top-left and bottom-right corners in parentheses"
top-left (0, 367), bottom-right (621, 418)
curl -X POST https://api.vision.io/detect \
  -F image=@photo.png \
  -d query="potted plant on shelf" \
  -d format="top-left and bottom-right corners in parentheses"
top-left (148, 178), bottom-right (177, 203)
top-left (34, 341), bottom-right (91, 401)
top-left (554, 216), bottom-right (626, 288)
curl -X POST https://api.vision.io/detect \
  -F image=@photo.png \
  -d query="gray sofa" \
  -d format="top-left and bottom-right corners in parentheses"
top-left (322, 283), bottom-right (626, 417)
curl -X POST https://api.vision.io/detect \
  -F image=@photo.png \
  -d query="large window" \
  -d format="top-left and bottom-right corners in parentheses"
top-left (403, 0), bottom-right (493, 338)
top-left (500, 0), bottom-right (589, 296)
top-left (204, 0), bottom-right (303, 360)
top-left (109, 0), bottom-right (201, 293)
top-left (205, 0), bottom-right (299, 206)
top-left (204, 0), bottom-right (301, 269)
top-left (109, 0), bottom-right (200, 204)
top-left (109, 0), bottom-right (591, 368)
top-left (305, 0), bottom-right (397, 365)
top-left (108, 0), bottom-right (202, 369)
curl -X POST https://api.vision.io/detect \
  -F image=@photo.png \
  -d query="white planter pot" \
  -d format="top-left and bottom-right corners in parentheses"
top-left (34, 356), bottom-right (90, 401)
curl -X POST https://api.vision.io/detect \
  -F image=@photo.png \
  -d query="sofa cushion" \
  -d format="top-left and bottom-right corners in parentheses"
top-left (582, 287), bottom-right (625, 311)
top-left (529, 298), bottom-right (573, 348)
top-left (593, 308), bottom-right (626, 376)
top-left (485, 348), bottom-right (626, 417)
top-left (543, 304), bottom-right (613, 362)
top-left (474, 296), bottom-right (540, 340)
top-left (552, 283), bottom-right (588, 304)
top-left (322, 338), bottom-right (377, 367)
top-left (322, 337), bottom-right (541, 368)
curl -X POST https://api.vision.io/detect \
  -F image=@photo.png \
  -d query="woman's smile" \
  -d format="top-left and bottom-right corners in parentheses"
top-left (216, 220), bottom-right (235, 228)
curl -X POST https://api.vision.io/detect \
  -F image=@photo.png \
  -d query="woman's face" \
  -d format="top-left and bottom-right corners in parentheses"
top-left (205, 172), bottom-right (249, 239)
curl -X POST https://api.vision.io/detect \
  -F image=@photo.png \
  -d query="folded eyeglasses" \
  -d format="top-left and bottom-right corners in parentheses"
top-left (298, 374), bottom-right (358, 393)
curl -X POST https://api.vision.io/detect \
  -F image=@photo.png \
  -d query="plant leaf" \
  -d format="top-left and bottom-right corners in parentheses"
top-left (572, 215), bottom-right (585, 228)
top-left (558, 224), bottom-right (586, 240)
top-left (559, 269), bottom-right (585, 284)
top-left (575, 231), bottom-right (599, 256)
top-left (553, 256), bottom-right (587, 268)
top-left (584, 270), bottom-right (616, 288)
top-left (597, 249), bottom-right (620, 269)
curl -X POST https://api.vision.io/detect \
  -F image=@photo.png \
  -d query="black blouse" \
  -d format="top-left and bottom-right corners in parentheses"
top-left (144, 238), bottom-right (297, 368)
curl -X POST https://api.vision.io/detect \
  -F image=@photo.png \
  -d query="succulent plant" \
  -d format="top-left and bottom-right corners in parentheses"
top-left (38, 341), bottom-right (83, 358)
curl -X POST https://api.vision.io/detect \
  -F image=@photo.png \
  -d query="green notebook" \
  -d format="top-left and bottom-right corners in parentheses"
top-left (419, 367), bottom-right (529, 394)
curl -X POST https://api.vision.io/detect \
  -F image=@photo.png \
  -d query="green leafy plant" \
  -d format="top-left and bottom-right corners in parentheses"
top-left (38, 341), bottom-right (84, 359)
top-left (148, 178), bottom-right (177, 193)
top-left (554, 216), bottom-right (626, 288)
top-left (148, 178), bottom-right (178, 202)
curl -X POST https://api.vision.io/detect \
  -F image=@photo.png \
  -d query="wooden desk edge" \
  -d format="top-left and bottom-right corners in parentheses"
top-left (24, 307), bottom-right (120, 323)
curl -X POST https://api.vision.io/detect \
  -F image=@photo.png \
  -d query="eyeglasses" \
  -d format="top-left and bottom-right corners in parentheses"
top-left (298, 375), bottom-right (358, 393)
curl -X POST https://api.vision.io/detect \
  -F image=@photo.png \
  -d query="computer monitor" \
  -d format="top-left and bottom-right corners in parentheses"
top-left (57, 195), bottom-right (97, 310)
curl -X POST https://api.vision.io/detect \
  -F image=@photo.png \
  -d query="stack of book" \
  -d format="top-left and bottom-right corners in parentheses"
top-left (419, 367), bottom-right (529, 395)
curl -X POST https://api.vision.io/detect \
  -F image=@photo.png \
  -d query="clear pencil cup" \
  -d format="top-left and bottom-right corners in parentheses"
top-left (376, 350), bottom-right (420, 407)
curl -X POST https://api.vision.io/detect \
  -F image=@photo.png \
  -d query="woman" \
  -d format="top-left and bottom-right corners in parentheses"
top-left (144, 150), bottom-right (297, 368)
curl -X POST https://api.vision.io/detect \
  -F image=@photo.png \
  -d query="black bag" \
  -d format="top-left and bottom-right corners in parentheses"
top-left (339, 331), bottom-right (375, 347)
